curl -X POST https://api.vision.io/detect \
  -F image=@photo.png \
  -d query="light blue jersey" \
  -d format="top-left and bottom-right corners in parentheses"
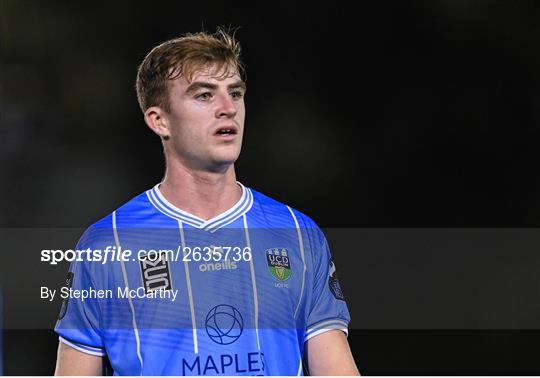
top-left (55, 183), bottom-right (350, 375)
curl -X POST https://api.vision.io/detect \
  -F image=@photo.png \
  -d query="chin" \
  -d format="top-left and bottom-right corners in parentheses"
top-left (209, 154), bottom-right (239, 168)
top-left (219, 156), bottom-right (239, 166)
top-left (215, 149), bottom-right (241, 163)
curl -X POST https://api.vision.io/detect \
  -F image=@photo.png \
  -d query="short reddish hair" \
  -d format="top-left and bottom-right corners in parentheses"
top-left (136, 28), bottom-right (244, 113)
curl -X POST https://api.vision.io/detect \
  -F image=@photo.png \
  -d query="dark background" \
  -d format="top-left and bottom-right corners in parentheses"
top-left (1, 0), bottom-right (540, 375)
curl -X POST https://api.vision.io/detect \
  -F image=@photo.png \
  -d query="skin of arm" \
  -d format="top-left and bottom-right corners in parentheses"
top-left (54, 342), bottom-right (104, 376)
top-left (305, 329), bottom-right (361, 376)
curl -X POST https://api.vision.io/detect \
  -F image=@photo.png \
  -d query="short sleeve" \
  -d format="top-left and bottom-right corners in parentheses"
top-left (54, 230), bottom-right (106, 357)
top-left (304, 227), bottom-right (350, 342)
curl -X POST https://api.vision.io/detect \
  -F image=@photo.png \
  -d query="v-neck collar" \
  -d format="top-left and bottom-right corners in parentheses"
top-left (146, 182), bottom-right (253, 232)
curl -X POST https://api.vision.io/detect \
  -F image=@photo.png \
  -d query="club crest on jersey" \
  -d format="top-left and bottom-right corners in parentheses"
top-left (266, 248), bottom-right (291, 281)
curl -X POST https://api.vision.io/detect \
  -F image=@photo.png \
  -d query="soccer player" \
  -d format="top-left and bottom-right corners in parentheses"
top-left (54, 29), bottom-right (359, 376)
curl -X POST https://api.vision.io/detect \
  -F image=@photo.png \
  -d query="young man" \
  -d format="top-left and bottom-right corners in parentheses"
top-left (54, 29), bottom-right (359, 376)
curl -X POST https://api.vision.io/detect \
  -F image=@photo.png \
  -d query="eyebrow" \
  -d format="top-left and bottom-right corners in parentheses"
top-left (185, 80), bottom-right (246, 94)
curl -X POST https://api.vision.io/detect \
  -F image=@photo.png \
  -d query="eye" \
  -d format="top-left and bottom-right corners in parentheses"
top-left (230, 90), bottom-right (244, 100)
top-left (196, 92), bottom-right (213, 100)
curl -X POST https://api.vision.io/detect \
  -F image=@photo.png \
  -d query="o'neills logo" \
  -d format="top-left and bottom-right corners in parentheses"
top-left (199, 260), bottom-right (237, 272)
top-left (266, 248), bottom-right (291, 281)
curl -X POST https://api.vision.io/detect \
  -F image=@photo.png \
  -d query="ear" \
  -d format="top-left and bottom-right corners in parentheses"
top-left (144, 106), bottom-right (171, 139)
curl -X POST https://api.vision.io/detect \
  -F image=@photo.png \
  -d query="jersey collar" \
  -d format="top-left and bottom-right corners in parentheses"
top-left (146, 182), bottom-right (253, 233)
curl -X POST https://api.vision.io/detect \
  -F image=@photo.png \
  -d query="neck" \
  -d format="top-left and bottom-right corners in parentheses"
top-left (158, 157), bottom-right (242, 221)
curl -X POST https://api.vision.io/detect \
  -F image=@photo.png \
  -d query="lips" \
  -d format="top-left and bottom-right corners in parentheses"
top-left (214, 125), bottom-right (238, 136)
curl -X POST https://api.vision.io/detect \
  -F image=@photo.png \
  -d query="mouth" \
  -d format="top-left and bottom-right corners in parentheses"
top-left (213, 125), bottom-right (238, 139)
top-left (214, 126), bottom-right (238, 136)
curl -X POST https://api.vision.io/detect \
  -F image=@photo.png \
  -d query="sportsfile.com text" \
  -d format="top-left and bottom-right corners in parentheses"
top-left (40, 246), bottom-right (253, 265)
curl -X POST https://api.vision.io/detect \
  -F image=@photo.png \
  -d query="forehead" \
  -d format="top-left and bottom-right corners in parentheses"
top-left (175, 64), bottom-right (242, 88)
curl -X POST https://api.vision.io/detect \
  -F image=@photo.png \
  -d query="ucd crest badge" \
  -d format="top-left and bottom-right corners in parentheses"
top-left (266, 248), bottom-right (291, 281)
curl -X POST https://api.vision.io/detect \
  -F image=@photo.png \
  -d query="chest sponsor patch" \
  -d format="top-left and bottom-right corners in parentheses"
top-left (139, 251), bottom-right (173, 292)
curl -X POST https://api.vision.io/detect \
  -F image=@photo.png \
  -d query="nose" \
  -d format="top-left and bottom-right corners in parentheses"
top-left (215, 92), bottom-right (237, 118)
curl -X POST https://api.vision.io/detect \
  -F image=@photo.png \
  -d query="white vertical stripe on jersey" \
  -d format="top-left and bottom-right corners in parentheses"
top-left (178, 220), bottom-right (199, 354)
top-left (287, 206), bottom-right (307, 319)
top-left (113, 211), bottom-right (144, 375)
top-left (242, 214), bottom-right (261, 352)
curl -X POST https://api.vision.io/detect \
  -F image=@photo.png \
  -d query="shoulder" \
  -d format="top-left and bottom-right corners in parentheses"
top-left (248, 186), bottom-right (323, 234)
top-left (77, 189), bottom-right (153, 248)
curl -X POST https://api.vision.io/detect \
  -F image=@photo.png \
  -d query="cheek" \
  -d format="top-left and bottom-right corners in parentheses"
top-left (236, 104), bottom-right (246, 123)
top-left (169, 113), bottom-right (208, 141)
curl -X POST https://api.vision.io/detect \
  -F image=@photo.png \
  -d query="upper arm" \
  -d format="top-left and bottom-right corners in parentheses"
top-left (55, 226), bottom-right (109, 362)
top-left (303, 224), bottom-right (350, 342)
top-left (305, 330), bottom-right (360, 376)
top-left (55, 341), bottom-right (104, 376)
